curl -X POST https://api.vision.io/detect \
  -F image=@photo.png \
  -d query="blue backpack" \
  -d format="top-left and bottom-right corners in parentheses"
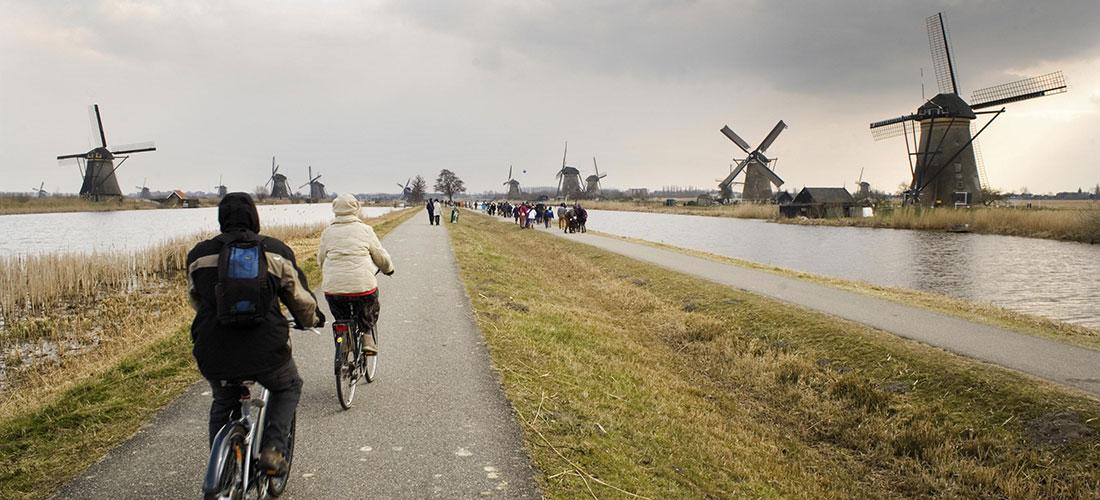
top-left (214, 232), bottom-right (273, 326)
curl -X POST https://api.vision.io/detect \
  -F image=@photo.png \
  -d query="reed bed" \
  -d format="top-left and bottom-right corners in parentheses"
top-left (784, 206), bottom-right (1100, 243)
top-left (0, 196), bottom-right (158, 216)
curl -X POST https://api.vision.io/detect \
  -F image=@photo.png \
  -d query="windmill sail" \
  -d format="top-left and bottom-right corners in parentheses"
top-left (970, 71), bottom-right (1067, 109)
top-left (927, 12), bottom-right (959, 95)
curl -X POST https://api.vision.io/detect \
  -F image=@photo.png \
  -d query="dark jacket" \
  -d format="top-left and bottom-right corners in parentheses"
top-left (186, 193), bottom-right (322, 380)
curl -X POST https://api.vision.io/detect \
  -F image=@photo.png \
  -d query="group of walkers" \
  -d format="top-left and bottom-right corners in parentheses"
top-left (425, 198), bottom-right (459, 225)
top-left (483, 201), bottom-right (587, 233)
top-left (186, 192), bottom-right (394, 477)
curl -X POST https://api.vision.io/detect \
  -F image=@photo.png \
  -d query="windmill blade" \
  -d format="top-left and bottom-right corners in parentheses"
top-left (757, 120), bottom-right (787, 154)
top-left (927, 13), bottom-right (959, 95)
top-left (404, 177), bottom-right (411, 189)
top-left (111, 142), bottom-right (157, 155)
top-left (719, 158), bottom-right (751, 188)
top-left (88, 104), bottom-right (107, 148)
top-left (970, 71), bottom-right (1067, 110)
top-left (56, 152), bottom-right (89, 160)
top-left (508, 165), bottom-right (512, 180)
top-left (561, 141), bottom-right (568, 168)
top-left (593, 156), bottom-right (599, 177)
top-left (869, 115), bottom-right (918, 141)
top-left (719, 125), bottom-right (752, 154)
top-left (758, 161), bottom-right (785, 188)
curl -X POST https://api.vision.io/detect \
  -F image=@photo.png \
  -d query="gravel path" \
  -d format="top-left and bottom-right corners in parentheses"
top-left (54, 215), bottom-right (539, 499)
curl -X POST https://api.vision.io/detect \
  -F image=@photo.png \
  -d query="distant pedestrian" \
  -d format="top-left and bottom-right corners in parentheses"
top-left (526, 204), bottom-right (536, 228)
top-left (557, 204), bottom-right (567, 230)
top-left (544, 207), bottom-right (553, 228)
top-left (451, 206), bottom-right (459, 224)
top-left (426, 199), bottom-right (435, 225)
top-left (432, 199), bottom-right (443, 225)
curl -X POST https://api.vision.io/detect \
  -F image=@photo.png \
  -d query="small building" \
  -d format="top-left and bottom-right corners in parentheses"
top-left (780, 187), bottom-right (855, 218)
top-left (774, 190), bottom-right (794, 205)
top-left (163, 190), bottom-right (195, 208)
top-left (695, 194), bottom-right (715, 206)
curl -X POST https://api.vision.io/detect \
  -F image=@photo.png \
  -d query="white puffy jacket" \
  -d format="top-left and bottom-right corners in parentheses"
top-left (318, 194), bottom-right (395, 294)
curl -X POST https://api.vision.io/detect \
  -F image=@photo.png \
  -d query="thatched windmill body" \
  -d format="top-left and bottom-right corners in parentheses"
top-left (265, 157), bottom-right (291, 198)
top-left (56, 104), bottom-right (157, 201)
top-left (870, 12), bottom-right (1067, 207)
top-left (718, 121), bottom-right (787, 202)
top-left (555, 142), bottom-right (583, 199)
top-left (584, 157), bottom-right (607, 197)
top-left (299, 166), bottom-right (326, 202)
top-left (503, 166), bottom-right (522, 199)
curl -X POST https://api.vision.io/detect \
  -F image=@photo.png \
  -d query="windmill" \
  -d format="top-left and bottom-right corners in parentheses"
top-left (555, 141), bottom-right (583, 199)
top-left (56, 104), bottom-right (157, 201)
top-left (718, 121), bottom-right (787, 202)
top-left (396, 178), bottom-right (412, 200)
top-left (855, 168), bottom-right (870, 199)
top-left (215, 175), bottom-right (228, 198)
top-left (870, 12), bottom-right (1067, 207)
top-left (264, 157), bottom-right (291, 199)
top-left (503, 166), bottom-right (522, 199)
top-left (584, 157), bottom-right (607, 196)
top-left (30, 181), bottom-right (47, 198)
top-left (136, 178), bottom-right (151, 199)
top-left (298, 166), bottom-right (326, 202)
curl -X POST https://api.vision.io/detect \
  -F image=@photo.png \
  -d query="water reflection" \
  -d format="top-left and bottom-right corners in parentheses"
top-left (0, 204), bottom-right (393, 256)
top-left (585, 209), bottom-right (1100, 328)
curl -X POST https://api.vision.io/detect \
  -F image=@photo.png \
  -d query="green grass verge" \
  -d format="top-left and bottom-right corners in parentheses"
top-left (0, 207), bottom-right (416, 500)
top-left (0, 327), bottom-right (197, 500)
top-left (449, 212), bottom-right (1100, 498)
top-left (592, 231), bottom-right (1100, 351)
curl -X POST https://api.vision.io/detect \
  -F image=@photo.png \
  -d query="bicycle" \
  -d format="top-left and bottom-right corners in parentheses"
top-left (202, 381), bottom-right (295, 500)
top-left (332, 299), bottom-right (379, 410)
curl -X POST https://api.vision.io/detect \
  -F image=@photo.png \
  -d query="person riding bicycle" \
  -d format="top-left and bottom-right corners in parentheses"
top-left (318, 193), bottom-right (395, 356)
top-left (187, 192), bottom-right (324, 476)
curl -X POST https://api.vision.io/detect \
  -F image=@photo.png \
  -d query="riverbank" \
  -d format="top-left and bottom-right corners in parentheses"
top-left (593, 231), bottom-right (1100, 350)
top-left (0, 196), bottom-right (160, 215)
top-left (584, 199), bottom-right (1100, 244)
top-left (0, 208), bottom-right (416, 500)
top-left (449, 212), bottom-right (1100, 498)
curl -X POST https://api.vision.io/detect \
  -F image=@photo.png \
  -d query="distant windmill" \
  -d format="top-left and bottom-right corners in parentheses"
top-left (136, 178), bottom-right (151, 199)
top-left (298, 165), bottom-right (326, 202)
top-left (870, 12), bottom-right (1067, 207)
top-left (396, 178), bottom-right (412, 200)
top-left (855, 167), bottom-right (870, 199)
top-left (215, 175), bottom-right (227, 198)
top-left (503, 166), bottom-right (522, 199)
top-left (56, 104), bottom-right (157, 201)
top-left (30, 181), bottom-right (47, 198)
top-left (718, 121), bottom-right (787, 202)
top-left (584, 157), bottom-right (607, 196)
top-left (264, 157), bottom-right (291, 199)
top-left (555, 141), bottom-right (583, 199)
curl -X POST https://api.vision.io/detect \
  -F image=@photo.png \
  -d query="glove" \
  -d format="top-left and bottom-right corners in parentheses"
top-left (314, 310), bottom-right (327, 328)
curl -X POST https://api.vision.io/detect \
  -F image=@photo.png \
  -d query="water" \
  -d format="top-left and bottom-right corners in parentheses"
top-left (0, 204), bottom-right (393, 256)
top-left (584, 209), bottom-right (1100, 328)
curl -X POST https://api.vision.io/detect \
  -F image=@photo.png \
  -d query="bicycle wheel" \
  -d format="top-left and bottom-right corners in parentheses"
top-left (203, 426), bottom-right (247, 500)
top-left (362, 324), bottom-right (378, 383)
top-left (334, 327), bottom-right (357, 409)
top-left (267, 415), bottom-right (295, 497)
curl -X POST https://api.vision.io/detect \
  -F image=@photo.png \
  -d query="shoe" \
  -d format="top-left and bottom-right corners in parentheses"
top-left (259, 447), bottom-right (288, 476)
top-left (362, 337), bottom-right (379, 356)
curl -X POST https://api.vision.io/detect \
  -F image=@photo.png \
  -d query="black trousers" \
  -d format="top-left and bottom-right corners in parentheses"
top-left (427, 210), bottom-right (434, 224)
top-left (325, 292), bottom-right (380, 333)
top-left (208, 359), bottom-right (302, 453)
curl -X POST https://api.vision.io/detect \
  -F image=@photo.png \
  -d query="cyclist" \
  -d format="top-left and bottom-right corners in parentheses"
top-left (187, 192), bottom-right (324, 476)
top-left (317, 193), bottom-right (395, 356)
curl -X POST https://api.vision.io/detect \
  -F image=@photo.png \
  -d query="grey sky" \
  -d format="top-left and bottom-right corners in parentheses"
top-left (2, 0), bottom-right (1098, 196)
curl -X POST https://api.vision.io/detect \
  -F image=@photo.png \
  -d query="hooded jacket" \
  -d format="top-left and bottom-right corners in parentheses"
top-left (317, 194), bottom-right (395, 295)
top-left (186, 192), bottom-right (321, 379)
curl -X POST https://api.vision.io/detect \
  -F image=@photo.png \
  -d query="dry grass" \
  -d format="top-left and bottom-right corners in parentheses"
top-left (783, 205), bottom-right (1100, 243)
top-left (584, 199), bottom-right (778, 219)
top-left (449, 212), bottom-right (1100, 498)
top-left (0, 207), bottom-right (416, 500)
top-left (0, 196), bottom-right (160, 215)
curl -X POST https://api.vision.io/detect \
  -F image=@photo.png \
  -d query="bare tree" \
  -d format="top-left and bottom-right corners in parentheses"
top-left (434, 169), bottom-right (466, 202)
top-left (410, 175), bottom-right (427, 203)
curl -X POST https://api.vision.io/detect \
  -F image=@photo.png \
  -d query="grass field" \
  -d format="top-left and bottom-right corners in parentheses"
top-left (0, 208), bottom-right (416, 500)
top-left (449, 212), bottom-right (1100, 498)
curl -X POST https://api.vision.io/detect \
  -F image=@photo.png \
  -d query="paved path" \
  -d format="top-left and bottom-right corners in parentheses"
top-left (486, 211), bottom-right (1100, 397)
top-left (55, 216), bottom-right (539, 499)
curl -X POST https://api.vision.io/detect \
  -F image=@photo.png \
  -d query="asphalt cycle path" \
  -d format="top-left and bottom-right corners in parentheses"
top-left (488, 210), bottom-right (1100, 398)
top-left (54, 216), bottom-right (539, 499)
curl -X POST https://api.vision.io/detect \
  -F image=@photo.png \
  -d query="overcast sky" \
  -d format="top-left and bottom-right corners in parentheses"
top-left (2, 0), bottom-right (1098, 196)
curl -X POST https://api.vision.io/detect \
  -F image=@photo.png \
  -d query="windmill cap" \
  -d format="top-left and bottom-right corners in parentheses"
top-left (218, 192), bottom-right (260, 233)
top-left (919, 93), bottom-right (976, 119)
top-left (332, 193), bottom-right (360, 216)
